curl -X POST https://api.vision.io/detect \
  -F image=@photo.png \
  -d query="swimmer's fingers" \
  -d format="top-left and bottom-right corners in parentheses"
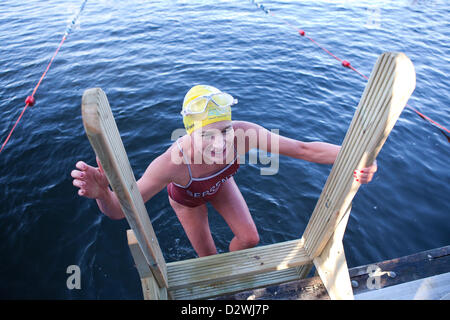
top-left (72, 178), bottom-right (95, 198)
top-left (72, 169), bottom-right (87, 196)
top-left (73, 162), bottom-right (96, 185)
top-left (359, 172), bottom-right (374, 184)
top-left (354, 160), bottom-right (378, 184)
top-left (75, 160), bottom-right (99, 176)
top-left (94, 157), bottom-right (109, 188)
top-left (353, 171), bottom-right (373, 183)
top-left (72, 178), bottom-right (89, 197)
top-left (75, 160), bottom-right (103, 182)
top-left (73, 160), bottom-right (109, 198)
top-left (71, 169), bottom-right (85, 180)
top-left (96, 156), bottom-right (104, 174)
top-left (76, 160), bottom-right (89, 171)
top-left (72, 178), bottom-right (86, 189)
top-left (77, 187), bottom-right (92, 198)
top-left (73, 161), bottom-right (100, 198)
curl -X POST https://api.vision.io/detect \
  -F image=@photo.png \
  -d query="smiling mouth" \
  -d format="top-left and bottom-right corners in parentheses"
top-left (211, 149), bottom-right (226, 156)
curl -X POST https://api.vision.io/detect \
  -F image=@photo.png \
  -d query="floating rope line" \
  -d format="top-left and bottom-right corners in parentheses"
top-left (0, 0), bottom-right (88, 154)
top-left (247, 0), bottom-right (450, 143)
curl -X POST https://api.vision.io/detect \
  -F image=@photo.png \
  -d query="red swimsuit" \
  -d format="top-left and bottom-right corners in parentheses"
top-left (167, 139), bottom-right (240, 207)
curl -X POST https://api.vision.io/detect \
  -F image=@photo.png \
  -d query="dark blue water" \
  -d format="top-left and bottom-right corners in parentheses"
top-left (0, 0), bottom-right (448, 299)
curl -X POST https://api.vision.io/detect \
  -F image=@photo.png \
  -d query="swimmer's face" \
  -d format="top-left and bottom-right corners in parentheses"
top-left (191, 121), bottom-right (234, 164)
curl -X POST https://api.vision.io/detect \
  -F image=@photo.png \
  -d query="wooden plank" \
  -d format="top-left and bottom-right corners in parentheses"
top-left (295, 263), bottom-right (313, 279)
top-left (167, 238), bottom-right (311, 291)
top-left (140, 274), bottom-right (169, 300)
top-left (313, 204), bottom-right (353, 300)
top-left (302, 52), bottom-right (416, 259)
top-left (215, 274), bottom-right (330, 300)
top-left (217, 245), bottom-right (450, 300)
top-left (127, 230), bottom-right (169, 300)
top-left (82, 88), bottom-right (168, 288)
top-left (303, 53), bottom-right (396, 247)
top-left (140, 278), bottom-right (159, 300)
top-left (170, 268), bottom-right (302, 300)
top-left (127, 230), bottom-right (153, 279)
top-left (350, 245), bottom-right (450, 295)
top-left (304, 53), bottom-right (398, 254)
top-left (355, 272), bottom-right (450, 300)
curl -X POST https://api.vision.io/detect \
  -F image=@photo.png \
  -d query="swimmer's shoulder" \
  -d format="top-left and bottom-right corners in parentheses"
top-left (160, 136), bottom-right (192, 184)
top-left (163, 135), bottom-right (191, 167)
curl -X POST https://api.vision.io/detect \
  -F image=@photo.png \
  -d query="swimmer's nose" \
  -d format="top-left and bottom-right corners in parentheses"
top-left (212, 134), bottom-right (225, 151)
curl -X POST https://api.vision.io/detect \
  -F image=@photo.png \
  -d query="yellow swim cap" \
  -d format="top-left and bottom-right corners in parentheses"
top-left (182, 85), bottom-right (232, 135)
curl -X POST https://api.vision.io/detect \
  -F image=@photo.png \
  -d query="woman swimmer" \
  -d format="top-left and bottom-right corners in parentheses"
top-left (71, 85), bottom-right (377, 257)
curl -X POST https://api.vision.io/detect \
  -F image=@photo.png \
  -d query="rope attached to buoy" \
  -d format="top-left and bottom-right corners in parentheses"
top-left (0, 0), bottom-right (88, 154)
top-left (247, 0), bottom-right (450, 143)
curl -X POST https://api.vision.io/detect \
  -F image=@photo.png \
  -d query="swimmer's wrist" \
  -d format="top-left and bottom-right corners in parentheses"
top-left (96, 187), bottom-right (125, 220)
top-left (97, 187), bottom-right (112, 201)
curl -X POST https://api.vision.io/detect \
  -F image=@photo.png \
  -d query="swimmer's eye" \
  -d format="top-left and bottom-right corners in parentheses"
top-left (201, 132), bottom-right (214, 138)
top-left (223, 127), bottom-right (234, 135)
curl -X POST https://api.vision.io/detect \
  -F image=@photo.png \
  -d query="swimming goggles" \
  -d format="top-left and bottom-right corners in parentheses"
top-left (181, 92), bottom-right (238, 117)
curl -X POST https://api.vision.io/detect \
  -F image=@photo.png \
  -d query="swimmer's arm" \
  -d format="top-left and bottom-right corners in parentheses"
top-left (233, 120), bottom-right (339, 164)
top-left (136, 148), bottom-right (176, 203)
top-left (97, 149), bottom-right (175, 220)
top-left (296, 141), bottom-right (341, 164)
top-left (233, 120), bottom-right (377, 183)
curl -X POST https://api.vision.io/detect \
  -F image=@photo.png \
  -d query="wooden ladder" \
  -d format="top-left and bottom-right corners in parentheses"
top-left (81, 52), bottom-right (415, 300)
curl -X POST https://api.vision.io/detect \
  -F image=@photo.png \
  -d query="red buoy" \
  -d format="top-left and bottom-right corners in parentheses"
top-left (299, 30), bottom-right (305, 36)
top-left (342, 60), bottom-right (351, 68)
top-left (25, 96), bottom-right (35, 107)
